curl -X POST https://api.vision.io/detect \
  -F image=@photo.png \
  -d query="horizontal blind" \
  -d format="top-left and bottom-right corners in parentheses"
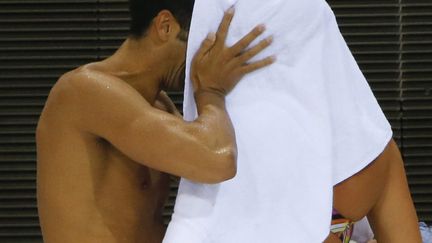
top-left (0, 1), bottom-right (431, 242)
top-left (0, 1), bottom-right (99, 242)
top-left (401, 0), bottom-right (432, 223)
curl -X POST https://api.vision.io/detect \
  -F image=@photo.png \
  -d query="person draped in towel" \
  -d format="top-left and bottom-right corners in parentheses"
top-left (163, 0), bottom-right (422, 243)
top-left (36, 0), bottom-right (275, 242)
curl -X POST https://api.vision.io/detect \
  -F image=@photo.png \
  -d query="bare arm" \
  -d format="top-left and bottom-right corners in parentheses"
top-left (72, 79), bottom-right (234, 184)
top-left (72, 9), bottom-right (273, 184)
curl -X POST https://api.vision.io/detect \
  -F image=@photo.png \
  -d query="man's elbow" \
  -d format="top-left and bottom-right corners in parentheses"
top-left (204, 149), bottom-right (237, 184)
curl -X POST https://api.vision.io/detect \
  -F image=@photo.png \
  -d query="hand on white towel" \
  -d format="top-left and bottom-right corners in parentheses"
top-left (191, 8), bottom-right (274, 97)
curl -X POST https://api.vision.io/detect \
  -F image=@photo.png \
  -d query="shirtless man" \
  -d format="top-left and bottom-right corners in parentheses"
top-left (36, 1), bottom-right (274, 242)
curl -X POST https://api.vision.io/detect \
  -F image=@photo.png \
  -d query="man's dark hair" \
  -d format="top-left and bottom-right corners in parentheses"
top-left (129, 0), bottom-right (195, 38)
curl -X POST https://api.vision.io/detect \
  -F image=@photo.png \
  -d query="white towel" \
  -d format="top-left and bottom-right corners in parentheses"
top-left (164, 0), bottom-right (393, 242)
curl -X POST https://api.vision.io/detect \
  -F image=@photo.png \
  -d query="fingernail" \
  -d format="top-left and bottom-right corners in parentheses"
top-left (227, 6), bottom-right (235, 14)
top-left (257, 24), bottom-right (266, 32)
top-left (207, 32), bottom-right (216, 41)
top-left (266, 36), bottom-right (274, 43)
top-left (271, 55), bottom-right (277, 62)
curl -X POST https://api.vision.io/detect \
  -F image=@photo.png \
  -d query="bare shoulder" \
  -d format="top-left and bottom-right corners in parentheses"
top-left (53, 66), bottom-right (149, 106)
top-left (56, 66), bottom-right (141, 101)
top-left (41, 65), bottom-right (149, 125)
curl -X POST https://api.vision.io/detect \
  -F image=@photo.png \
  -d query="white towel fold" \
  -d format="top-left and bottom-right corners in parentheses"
top-left (164, 0), bottom-right (393, 242)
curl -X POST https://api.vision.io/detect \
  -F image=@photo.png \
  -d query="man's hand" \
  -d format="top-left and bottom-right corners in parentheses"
top-left (191, 7), bottom-right (275, 97)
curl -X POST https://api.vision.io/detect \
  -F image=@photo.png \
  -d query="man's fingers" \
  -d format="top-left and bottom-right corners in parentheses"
top-left (239, 56), bottom-right (276, 74)
top-left (215, 7), bottom-right (235, 48)
top-left (195, 33), bottom-right (217, 60)
top-left (235, 36), bottom-right (273, 64)
top-left (228, 25), bottom-right (266, 57)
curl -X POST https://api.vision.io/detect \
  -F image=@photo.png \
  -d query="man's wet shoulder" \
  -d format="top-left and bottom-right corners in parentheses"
top-left (52, 65), bottom-right (135, 103)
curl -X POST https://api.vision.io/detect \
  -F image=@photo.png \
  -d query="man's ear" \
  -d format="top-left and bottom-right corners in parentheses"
top-left (153, 10), bottom-right (178, 42)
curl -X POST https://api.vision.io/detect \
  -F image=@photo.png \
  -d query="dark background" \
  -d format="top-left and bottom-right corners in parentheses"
top-left (0, 0), bottom-right (431, 242)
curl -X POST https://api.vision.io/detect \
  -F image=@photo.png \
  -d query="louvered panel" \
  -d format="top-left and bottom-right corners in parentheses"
top-left (98, 0), bottom-right (129, 58)
top-left (327, 0), bottom-right (403, 142)
top-left (402, 0), bottom-right (432, 223)
top-left (0, 1), bottom-right (99, 241)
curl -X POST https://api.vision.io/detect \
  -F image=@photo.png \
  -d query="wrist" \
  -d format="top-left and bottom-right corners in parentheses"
top-left (194, 89), bottom-right (226, 113)
top-left (194, 88), bottom-right (225, 99)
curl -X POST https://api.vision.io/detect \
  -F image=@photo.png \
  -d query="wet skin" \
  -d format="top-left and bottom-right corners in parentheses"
top-left (37, 9), bottom-right (274, 243)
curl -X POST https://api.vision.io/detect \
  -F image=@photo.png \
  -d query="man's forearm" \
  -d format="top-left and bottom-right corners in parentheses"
top-left (193, 90), bottom-right (237, 155)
